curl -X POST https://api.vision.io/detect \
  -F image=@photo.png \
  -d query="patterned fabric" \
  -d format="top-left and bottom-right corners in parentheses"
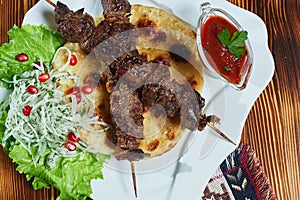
top-left (202, 144), bottom-right (276, 200)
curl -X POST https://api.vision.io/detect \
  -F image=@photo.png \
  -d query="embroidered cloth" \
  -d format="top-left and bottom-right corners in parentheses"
top-left (201, 144), bottom-right (276, 200)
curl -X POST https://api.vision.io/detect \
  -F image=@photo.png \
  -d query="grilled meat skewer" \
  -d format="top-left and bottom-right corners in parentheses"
top-left (53, 0), bottom-right (222, 156)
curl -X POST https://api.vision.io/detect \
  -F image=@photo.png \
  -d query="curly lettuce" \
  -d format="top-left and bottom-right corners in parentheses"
top-left (9, 145), bottom-right (108, 200)
top-left (0, 25), bottom-right (109, 200)
top-left (0, 24), bottom-right (65, 88)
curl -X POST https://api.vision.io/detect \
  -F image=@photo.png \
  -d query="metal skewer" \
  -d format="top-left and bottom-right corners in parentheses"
top-left (45, 0), bottom-right (56, 8)
top-left (130, 161), bottom-right (138, 198)
top-left (207, 122), bottom-right (236, 145)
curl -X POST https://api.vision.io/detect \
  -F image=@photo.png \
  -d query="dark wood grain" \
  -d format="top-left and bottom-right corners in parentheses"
top-left (230, 0), bottom-right (300, 199)
top-left (0, 0), bottom-right (299, 199)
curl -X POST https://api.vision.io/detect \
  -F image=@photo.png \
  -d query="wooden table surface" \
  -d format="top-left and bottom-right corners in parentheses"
top-left (0, 0), bottom-right (299, 199)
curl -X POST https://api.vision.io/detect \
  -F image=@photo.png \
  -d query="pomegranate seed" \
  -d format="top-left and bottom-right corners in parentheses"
top-left (81, 85), bottom-right (93, 94)
top-left (67, 87), bottom-right (80, 95)
top-left (70, 55), bottom-right (78, 66)
top-left (64, 142), bottom-right (76, 151)
top-left (38, 73), bottom-right (50, 82)
top-left (22, 105), bottom-right (32, 116)
top-left (67, 132), bottom-right (80, 142)
top-left (16, 53), bottom-right (28, 62)
top-left (26, 85), bottom-right (38, 94)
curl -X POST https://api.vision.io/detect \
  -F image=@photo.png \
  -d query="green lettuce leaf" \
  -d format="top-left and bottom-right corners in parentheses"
top-left (9, 144), bottom-right (108, 200)
top-left (0, 24), bottom-right (65, 88)
top-left (0, 24), bottom-right (110, 200)
top-left (0, 109), bottom-right (7, 142)
top-left (0, 107), bottom-right (14, 154)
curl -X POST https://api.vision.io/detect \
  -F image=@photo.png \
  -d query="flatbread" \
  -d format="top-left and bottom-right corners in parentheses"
top-left (52, 43), bottom-right (120, 156)
top-left (52, 5), bottom-right (204, 158)
top-left (130, 5), bottom-right (204, 157)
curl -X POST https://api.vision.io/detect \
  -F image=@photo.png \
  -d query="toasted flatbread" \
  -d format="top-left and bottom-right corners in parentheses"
top-left (52, 5), bottom-right (204, 158)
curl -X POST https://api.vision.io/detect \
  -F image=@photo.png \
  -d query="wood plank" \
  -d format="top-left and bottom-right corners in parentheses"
top-left (234, 0), bottom-right (300, 199)
top-left (0, 0), bottom-right (299, 199)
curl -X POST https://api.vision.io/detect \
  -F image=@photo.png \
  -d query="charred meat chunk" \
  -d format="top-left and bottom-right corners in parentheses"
top-left (106, 50), bottom-right (148, 92)
top-left (55, 0), bottom-right (134, 54)
top-left (80, 19), bottom-right (137, 55)
top-left (193, 88), bottom-right (207, 131)
top-left (79, 20), bottom-right (111, 54)
top-left (115, 149), bottom-right (150, 161)
top-left (110, 85), bottom-right (144, 150)
top-left (55, 1), bottom-right (95, 43)
top-left (107, 53), bottom-right (171, 93)
top-left (141, 83), bottom-right (180, 118)
top-left (107, 54), bottom-right (172, 152)
top-left (85, 22), bottom-right (138, 62)
top-left (101, 0), bottom-right (131, 23)
top-left (112, 127), bottom-right (143, 150)
top-left (140, 81), bottom-right (206, 130)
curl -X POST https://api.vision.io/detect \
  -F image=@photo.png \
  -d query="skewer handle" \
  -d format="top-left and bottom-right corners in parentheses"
top-left (207, 122), bottom-right (237, 145)
top-left (130, 161), bottom-right (138, 198)
top-left (45, 0), bottom-right (56, 8)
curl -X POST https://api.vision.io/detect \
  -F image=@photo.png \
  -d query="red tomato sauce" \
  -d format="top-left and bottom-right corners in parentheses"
top-left (201, 16), bottom-right (247, 84)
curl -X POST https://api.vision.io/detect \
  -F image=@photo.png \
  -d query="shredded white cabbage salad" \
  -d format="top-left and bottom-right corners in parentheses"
top-left (0, 47), bottom-right (110, 167)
